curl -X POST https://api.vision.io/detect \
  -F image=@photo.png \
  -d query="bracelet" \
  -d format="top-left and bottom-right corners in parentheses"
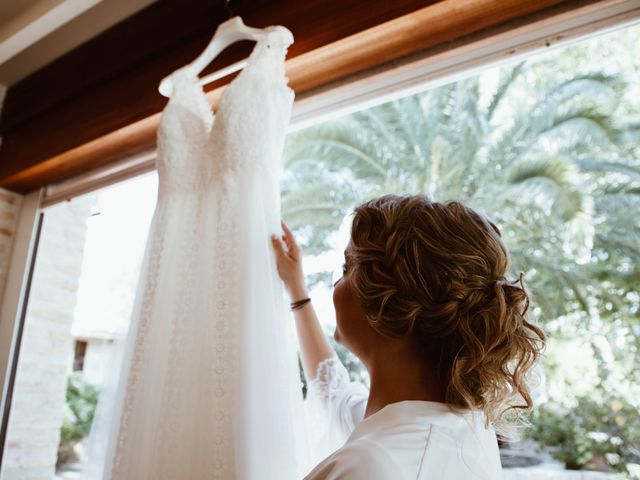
top-left (290, 297), bottom-right (311, 311)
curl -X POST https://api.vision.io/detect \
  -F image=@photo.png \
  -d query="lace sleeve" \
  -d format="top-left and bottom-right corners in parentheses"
top-left (304, 354), bottom-right (368, 464)
top-left (307, 355), bottom-right (352, 402)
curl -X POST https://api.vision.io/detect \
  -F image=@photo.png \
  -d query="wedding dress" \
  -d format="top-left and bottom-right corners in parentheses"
top-left (83, 24), bottom-right (310, 479)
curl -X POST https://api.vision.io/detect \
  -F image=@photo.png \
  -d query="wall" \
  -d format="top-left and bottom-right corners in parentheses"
top-left (0, 187), bottom-right (22, 303)
top-left (78, 338), bottom-right (112, 387)
top-left (1, 195), bottom-right (93, 480)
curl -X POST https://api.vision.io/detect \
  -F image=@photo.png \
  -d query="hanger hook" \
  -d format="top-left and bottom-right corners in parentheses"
top-left (224, 0), bottom-right (233, 19)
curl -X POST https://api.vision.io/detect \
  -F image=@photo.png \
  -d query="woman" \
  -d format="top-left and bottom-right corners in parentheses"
top-left (270, 194), bottom-right (545, 479)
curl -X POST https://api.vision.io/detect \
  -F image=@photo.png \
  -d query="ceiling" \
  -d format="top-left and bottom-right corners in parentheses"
top-left (0, 0), bottom-right (158, 87)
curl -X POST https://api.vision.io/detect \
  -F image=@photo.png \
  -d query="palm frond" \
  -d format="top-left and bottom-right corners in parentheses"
top-left (284, 119), bottom-right (389, 181)
top-left (490, 74), bottom-right (623, 168)
top-left (504, 156), bottom-right (586, 220)
top-left (487, 61), bottom-right (526, 120)
top-left (574, 157), bottom-right (640, 180)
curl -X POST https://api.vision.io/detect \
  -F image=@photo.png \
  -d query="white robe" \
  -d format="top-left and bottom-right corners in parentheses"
top-left (304, 355), bottom-right (503, 479)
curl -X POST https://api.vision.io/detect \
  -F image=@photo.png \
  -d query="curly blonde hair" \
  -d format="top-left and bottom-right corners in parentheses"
top-left (349, 194), bottom-right (545, 436)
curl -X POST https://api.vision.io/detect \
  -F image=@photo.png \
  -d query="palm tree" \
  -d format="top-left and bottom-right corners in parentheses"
top-left (281, 61), bottom-right (639, 331)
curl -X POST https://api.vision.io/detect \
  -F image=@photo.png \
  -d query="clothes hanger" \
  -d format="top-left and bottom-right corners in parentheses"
top-left (158, 6), bottom-right (272, 97)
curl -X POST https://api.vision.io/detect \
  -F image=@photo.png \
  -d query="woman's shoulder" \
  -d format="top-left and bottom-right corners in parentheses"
top-left (304, 402), bottom-right (502, 480)
top-left (304, 438), bottom-right (399, 480)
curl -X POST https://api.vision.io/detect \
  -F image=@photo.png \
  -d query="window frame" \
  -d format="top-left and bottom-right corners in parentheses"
top-left (1, 0), bottom-right (640, 468)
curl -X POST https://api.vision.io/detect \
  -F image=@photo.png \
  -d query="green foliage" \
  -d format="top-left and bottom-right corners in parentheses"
top-left (59, 372), bottom-right (100, 444)
top-left (283, 24), bottom-right (640, 473)
top-left (282, 24), bottom-right (640, 342)
top-left (527, 393), bottom-right (640, 474)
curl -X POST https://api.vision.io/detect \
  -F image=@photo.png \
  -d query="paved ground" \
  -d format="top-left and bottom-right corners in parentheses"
top-left (54, 462), bottom-right (81, 479)
top-left (53, 449), bottom-right (623, 479)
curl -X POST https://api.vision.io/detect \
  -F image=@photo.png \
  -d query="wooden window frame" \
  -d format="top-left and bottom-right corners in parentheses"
top-left (39, 0), bottom-right (640, 207)
top-left (0, 0), bottom-right (639, 465)
top-left (0, 0), bottom-right (633, 193)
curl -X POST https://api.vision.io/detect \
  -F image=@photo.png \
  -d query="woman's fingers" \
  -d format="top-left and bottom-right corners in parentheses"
top-left (280, 219), bottom-right (299, 252)
top-left (272, 234), bottom-right (295, 263)
top-left (271, 234), bottom-right (286, 258)
top-left (281, 219), bottom-right (294, 242)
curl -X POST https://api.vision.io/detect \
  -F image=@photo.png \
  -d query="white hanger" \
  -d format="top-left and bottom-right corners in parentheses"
top-left (158, 16), bottom-right (271, 97)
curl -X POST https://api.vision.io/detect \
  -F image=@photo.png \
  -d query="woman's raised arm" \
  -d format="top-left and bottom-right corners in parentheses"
top-left (271, 220), bottom-right (335, 382)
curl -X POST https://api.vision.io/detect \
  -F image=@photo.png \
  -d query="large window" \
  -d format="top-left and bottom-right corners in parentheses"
top-left (284, 23), bottom-right (640, 477)
top-left (1, 18), bottom-right (638, 480)
top-left (0, 173), bottom-right (157, 479)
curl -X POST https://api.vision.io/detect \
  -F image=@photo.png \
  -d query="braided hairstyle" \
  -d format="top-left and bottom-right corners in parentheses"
top-left (348, 194), bottom-right (545, 436)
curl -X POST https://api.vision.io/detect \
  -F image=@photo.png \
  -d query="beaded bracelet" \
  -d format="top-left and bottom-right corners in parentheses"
top-left (290, 297), bottom-right (311, 311)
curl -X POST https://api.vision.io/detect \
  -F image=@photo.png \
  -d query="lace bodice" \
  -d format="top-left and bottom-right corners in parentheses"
top-left (156, 26), bottom-right (294, 193)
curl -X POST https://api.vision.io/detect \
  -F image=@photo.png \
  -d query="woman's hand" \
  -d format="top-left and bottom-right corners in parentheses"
top-left (271, 219), bottom-right (308, 300)
top-left (271, 221), bottom-right (334, 382)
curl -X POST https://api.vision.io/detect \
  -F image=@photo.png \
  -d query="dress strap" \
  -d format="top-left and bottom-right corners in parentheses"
top-left (243, 26), bottom-right (293, 81)
top-left (263, 25), bottom-right (294, 50)
top-left (165, 25), bottom-right (293, 99)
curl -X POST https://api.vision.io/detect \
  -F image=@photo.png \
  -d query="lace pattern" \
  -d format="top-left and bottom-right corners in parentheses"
top-left (308, 354), bottom-right (351, 402)
top-left (304, 354), bottom-right (369, 467)
top-left (108, 197), bottom-right (169, 478)
top-left (156, 27), bottom-right (294, 194)
top-left (103, 24), bottom-right (302, 479)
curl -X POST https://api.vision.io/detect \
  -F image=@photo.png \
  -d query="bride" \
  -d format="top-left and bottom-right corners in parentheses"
top-left (271, 193), bottom-right (545, 479)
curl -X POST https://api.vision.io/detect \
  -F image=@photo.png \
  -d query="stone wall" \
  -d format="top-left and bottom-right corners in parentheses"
top-left (0, 188), bottom-right (22, 304)
top-left (78, 338), bottom-right (112, 387)
top-left (1, 196), bottom-right (94, 480)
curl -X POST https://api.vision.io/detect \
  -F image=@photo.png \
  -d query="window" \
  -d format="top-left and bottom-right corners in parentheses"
top-left (0, 173), bottom-right (157, 479)
top-left (1, 12), bottom-right (638, 480)
top-left (72, 341), bottom-right (87, 372)
top-left (284, 22), bottom-right (640, 475)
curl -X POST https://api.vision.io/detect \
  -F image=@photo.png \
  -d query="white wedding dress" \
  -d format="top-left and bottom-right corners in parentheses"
top-left (83, 25), bottom-right (311, 479)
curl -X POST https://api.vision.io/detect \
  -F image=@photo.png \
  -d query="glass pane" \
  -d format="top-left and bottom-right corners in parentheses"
top-left (282, 22), bottom-right (640, 473)
top-left (0, 172), bottom-right (157, 480)
top-left (2, 18), bottom-right (639, 480)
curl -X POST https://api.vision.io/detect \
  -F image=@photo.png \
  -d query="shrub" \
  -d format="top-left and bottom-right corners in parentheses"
top-left (528, 395), bottom-right (640, 475)
top-left (60, 372), bottom-right (100, 444)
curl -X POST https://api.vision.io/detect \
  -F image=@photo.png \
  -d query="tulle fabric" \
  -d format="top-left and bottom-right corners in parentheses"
top-left (82, 25), bottom-right (312, 479)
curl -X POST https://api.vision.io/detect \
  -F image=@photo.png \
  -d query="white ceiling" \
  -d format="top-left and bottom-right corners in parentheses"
top-left (0, 0), bottom-right (158, 87)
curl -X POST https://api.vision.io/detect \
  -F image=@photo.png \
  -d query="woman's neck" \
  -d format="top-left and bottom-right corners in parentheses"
top-left (363, 341), bottom-right (445, 419)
